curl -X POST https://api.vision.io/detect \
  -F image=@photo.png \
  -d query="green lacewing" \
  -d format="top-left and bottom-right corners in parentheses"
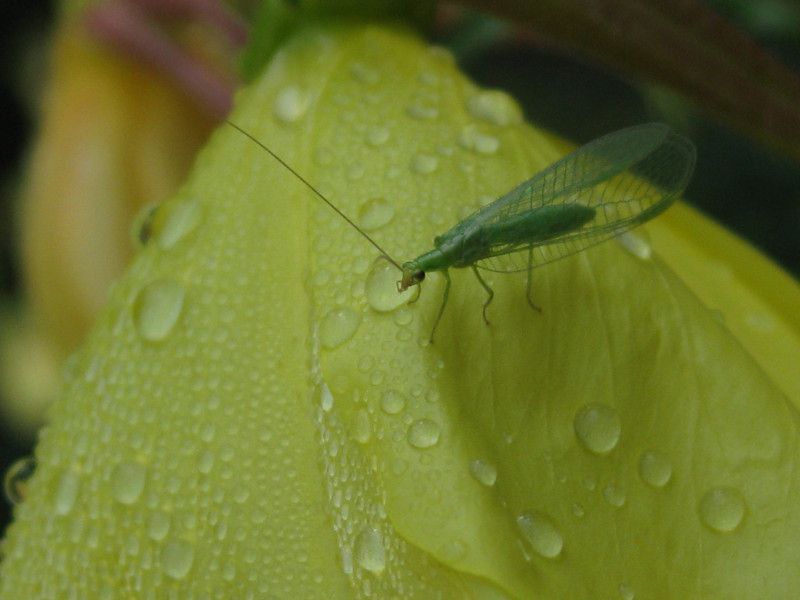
top-left (228, 121), bottom-right (696, 341)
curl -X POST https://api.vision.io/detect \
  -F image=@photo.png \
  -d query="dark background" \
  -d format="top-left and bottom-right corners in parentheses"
top-left (1, 0), bottom-right (798, 539)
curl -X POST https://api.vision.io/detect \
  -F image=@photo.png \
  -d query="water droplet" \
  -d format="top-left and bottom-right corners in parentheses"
top-left (571, 503), bottom-right (585, 518)
top-left (148, 511), bottom-right (171, 541)
top-left (516, 510), bottom-right (563, 559)
top-left (406, 103), bottom-right (439, 120)
top-left (354, 526), bottom-right (385, 574)
top-left (619, 583), bottom-right (635, 600)
top-left (319, 308), bottom-right (361, 349)
top-left (438, 539), bottom-right (468, 561)
top-left (573, 403), bottom-right (621, 455)
top-left (157, 198), bottom-right (203, 250)
top-left (603, 484), bottom-right (626, 508)
top-left (3, 457), bottom-right (36, 506)
top-left (54, 470), bottom-right (80, 515)
top-left (273, 86), bottom-right (310, 124)
top-left (353, 409), bottom-right (372, 444)
top-left (616, 229), bottom-right (652, 260)
top-left (458, 124), bottom-right (500, 154)
top-left (161, 539), bottom-right (195, 579)
top-left (132, 279), bottom-right (185, 342)
top-left (358, 198), bottom-right (395, 231)
top-left (366, 126), bottom-right (390, 146)
top-left (131, 203), bottom-right (159, 247)
top-left (350, 62), bottom-right (379, 84)
top-left (380, 390), bottom-right (406, 414)
top-left (469, 459), bottom-right (497, 487)
top-left (407, 419), bottom-right (441, 449)
top-left (411, 153), bottom-right (439, 174)
top-left (699, 487), bottom-right (746, 533)
top-left (366, 261), bottom-right (412, 312)
top-left (111, 462), bottom-right (146, 505)
top-left (638, 450), bottom-right (672, 488)
top-left (467, 91), bottom-right (523, 126)
top-left (320, 384), bottom-right (334, 412)
top-left (197, 449), bottom-right (215, 474)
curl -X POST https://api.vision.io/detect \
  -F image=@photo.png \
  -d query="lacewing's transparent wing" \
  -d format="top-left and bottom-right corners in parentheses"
top-left (469, 123), bottom-right (696, 273)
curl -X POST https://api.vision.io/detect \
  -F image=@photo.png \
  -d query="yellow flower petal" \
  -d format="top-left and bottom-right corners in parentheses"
top-left (1, 24), bottom-right (798, 598)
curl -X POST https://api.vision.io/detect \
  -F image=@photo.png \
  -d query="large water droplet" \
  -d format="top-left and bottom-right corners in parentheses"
top-left (156, 198), bottom-right (203, 250)
top-left (358, 198), bottom-right (395, 231)
top-left (407, 419), bottom-right (441, 448)
top-left (411, 153), bottom-right (439, 174)
top-left (467, 91), bottom-right (522, 126)
top-left (366, 261), bottom-right (412, 312)
top-left (516, 510), bottom-right (563, 559)
top-left (638, 450), bottom-right (672, 488)
top-left (469, 459), bottom-right (497, 487)
top-left (132, 279), bottom-right (185, 342)
top-left (459, 124), bottom-right (500, 154)
top-left (3, 457), bottom-right (36, 506)
top-left (699, 487), bottom-right (746, 533)
top-left (161, 539), bottom-right (195, 579)
top-left (273, 86), bottom-right (311, 124)
top-left (573, 403), bottom-right (621, 454)
top-left (319, 308), bottom-right (361, 349)
top-left (54, 470), bottom-right (80, 515)
top-left (111, 462), bottom-right (146, 505)
top-left (380, 390), bottom-right (406, 414)
top-left (354, 526), bottom-right (386, 574)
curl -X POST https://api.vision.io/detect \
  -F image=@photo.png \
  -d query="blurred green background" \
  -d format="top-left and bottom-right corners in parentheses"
top-left (1, 0), bottom-right (798, 539)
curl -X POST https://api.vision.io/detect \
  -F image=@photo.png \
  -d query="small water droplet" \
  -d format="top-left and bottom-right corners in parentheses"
top-left (366, 261), bottom-right (412, 312)
top-left (438, 539), bottom-right (468, 561)
top-left (411, 153), bottom-right (439, 174)
top-left (380, 390), bottom-right (406, 414)
top-left (353, 409), bottom-right (372, 444)
top-left (619, 583), bottom-right (635, 600)
top-left (459, 124), bottom-right (500, 154)
top-left (273, 86), bottom-right (311, 123)
top-left (358, 198), bottom-right (395, 231)
top-left (573, 403), bottom-right (621, 455)
top-left (354, 526), bottom-right (386, 574)
top-left (319, 308), bottom-right (361, 349)
top-left (111, 462), bottom-right (146, 505)
top-left (320, 384), bottom-right (335, 412)
top-left (617, 231), bottom-right (652, 260)
top-left (148, 511), bottom-right (171, 541)
top-left (638, 450), bottom-right (672, 488)
top-left (571, 503), bottom-right (585, 518)
top-left (350, 62), bottom-right (379, 84)
top-left (469, 459), bottom-right (497, 487)
top-left (603, 484), bottom-right (626, 508)
top-left (467, 91), bottom-right (523, 126)
top-left (516, 510), bottom-right (563, 559)
top-left (366, 126), bottom-right (390, 146)
top-left (406, 103), bottom-right (439, 120)
top-left (157, 198), bottom-right (203, 250)
top-left (3, 457), bottom-right (36, 506)
top-left (54, 470), bottom-right (80, 515)
top-left (699, 487), bottom-right (746, 533)
top-left (132, 279), bottom-right (185, 342)
top-left (407, 419), bottom-right (441, 449)
top-left (161, 539), bottom-right (195, 579)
